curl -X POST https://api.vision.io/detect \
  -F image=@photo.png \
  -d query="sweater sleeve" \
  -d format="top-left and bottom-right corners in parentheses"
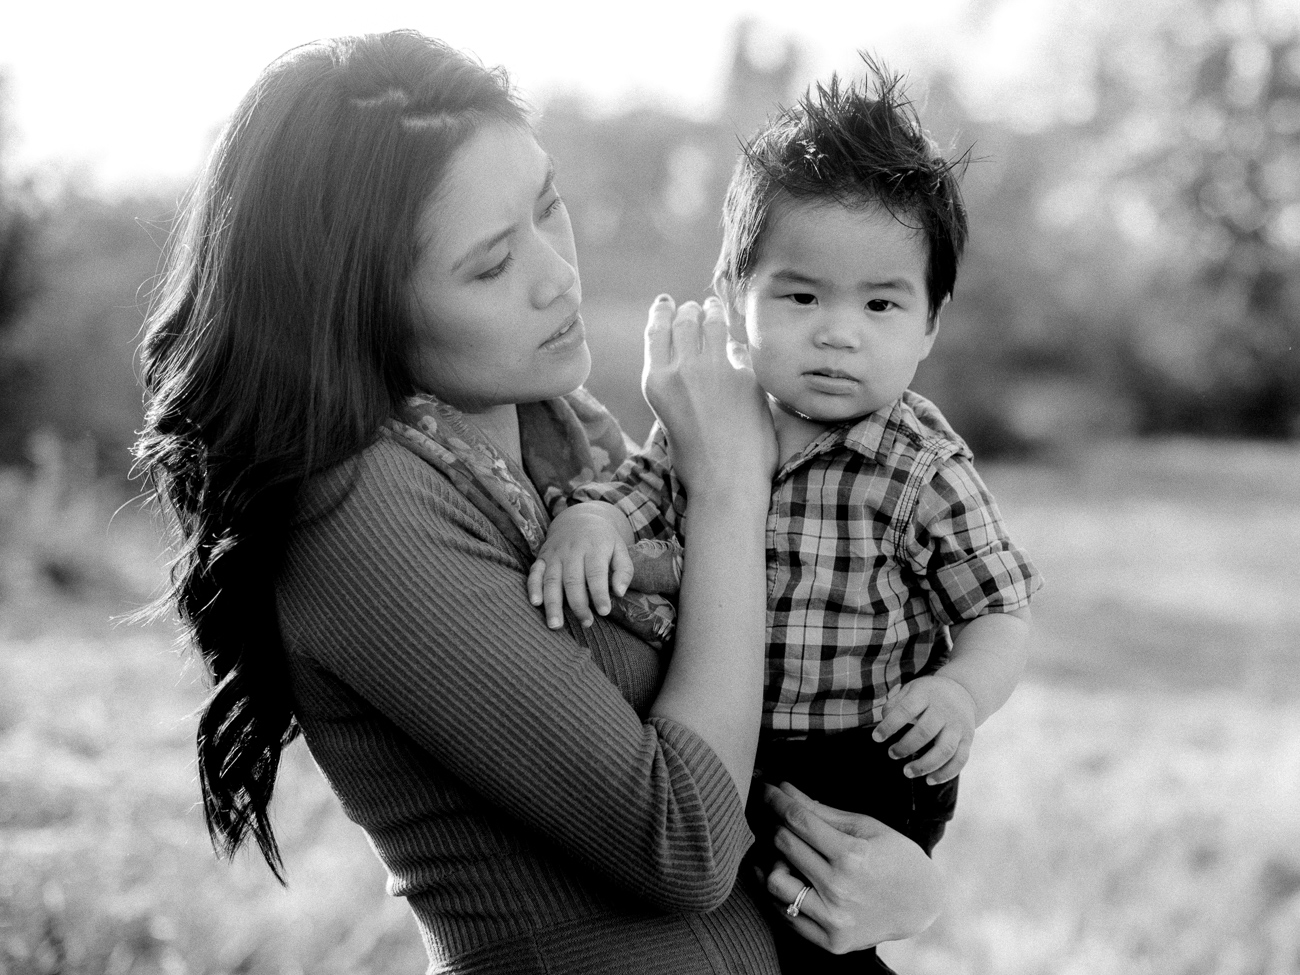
top-left (278, 439), bottom-right (751, 912)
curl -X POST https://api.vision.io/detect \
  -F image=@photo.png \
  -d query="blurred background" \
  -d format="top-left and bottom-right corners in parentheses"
top-left (0, 0), bottom-right (1297, 973)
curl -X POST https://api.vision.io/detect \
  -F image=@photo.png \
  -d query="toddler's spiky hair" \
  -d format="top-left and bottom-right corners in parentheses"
top-left (715, 55), bottom-right (969, 322)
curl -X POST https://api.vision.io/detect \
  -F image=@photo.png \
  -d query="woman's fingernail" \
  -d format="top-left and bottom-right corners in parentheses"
top-left (655, 294), bottom-right (672, 303)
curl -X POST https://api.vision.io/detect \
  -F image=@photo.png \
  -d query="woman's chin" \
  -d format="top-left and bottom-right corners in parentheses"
top-left (555, 344), bottom-right (593, 395)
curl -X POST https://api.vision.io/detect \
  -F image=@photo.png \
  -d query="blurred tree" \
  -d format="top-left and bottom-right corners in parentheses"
top-left (915, 0), bottom-right (1300, 451)
top-left (7, 7), bottom-right (1290, 484)
top-left (0, 75), bottom-right (43, 464)
top-left (1093, 0), bottom-right (1300, 437)
top-left (909, 77), bottom-right (1123, 457)
top-left (537, 21), bottom-right (805, 439)
top-left (7, 191), bottom-right (174, 477)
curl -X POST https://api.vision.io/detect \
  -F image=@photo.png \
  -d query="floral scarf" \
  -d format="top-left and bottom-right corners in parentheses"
top-left (385, 388), bottom-right (679, 646)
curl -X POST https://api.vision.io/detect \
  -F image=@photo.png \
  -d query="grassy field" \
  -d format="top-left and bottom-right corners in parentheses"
top-left (1, 437), bottom-right (1297, 975)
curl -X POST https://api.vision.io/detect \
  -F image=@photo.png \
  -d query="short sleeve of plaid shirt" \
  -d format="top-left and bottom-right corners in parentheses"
top-left (904, 452), bottom-right (1042, 625)
top-left (570, 422), bottom-right (687, 545)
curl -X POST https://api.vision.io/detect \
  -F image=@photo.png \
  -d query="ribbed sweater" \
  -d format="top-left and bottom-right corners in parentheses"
top-left (277, 435), bottom-right (780, 974)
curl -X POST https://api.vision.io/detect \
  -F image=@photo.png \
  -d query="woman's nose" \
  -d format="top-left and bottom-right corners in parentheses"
top-left (532, 240), bottom-right (578, 308)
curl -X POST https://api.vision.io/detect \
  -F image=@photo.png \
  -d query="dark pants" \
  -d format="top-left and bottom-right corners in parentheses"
top-left (745, 725), bottom-right (958, 974)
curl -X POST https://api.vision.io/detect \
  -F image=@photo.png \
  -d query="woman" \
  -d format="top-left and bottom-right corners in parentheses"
top-left (136, 31), bottom-right (940, 973)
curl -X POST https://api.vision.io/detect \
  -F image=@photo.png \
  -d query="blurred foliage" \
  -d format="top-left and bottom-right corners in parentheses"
top-left (0, 76), bottom-right (44, 465)
top-left (552, 2), bottom-right (1300, 454)
top-left (4, 438), bottom-right (1299, 973)
top-left (3, 192), bottom-right (175, 474)
top-left (991, 0), bottom-right (1300, 442)
top-left (1, 2), bottom-right (1297, 475)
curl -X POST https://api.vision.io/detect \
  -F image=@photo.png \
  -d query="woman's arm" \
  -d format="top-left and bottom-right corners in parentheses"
top-left (639, 295), bottom-right (775, 795)
top-left (282, 448), bottom-right (748, 911)
top-left (755, 782), bottom-right (944, 953)
top-left (280, 296), bottom-right (774, 912)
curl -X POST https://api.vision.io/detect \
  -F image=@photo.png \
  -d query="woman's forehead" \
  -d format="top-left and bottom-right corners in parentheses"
top-left (417, 123), bottom-right (549, 266)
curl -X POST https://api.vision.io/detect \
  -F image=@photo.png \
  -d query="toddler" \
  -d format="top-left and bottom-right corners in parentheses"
top-left (529, 59), bottom-right (1041, 973)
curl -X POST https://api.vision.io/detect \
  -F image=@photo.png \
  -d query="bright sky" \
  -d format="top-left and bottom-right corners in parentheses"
top-left (0, 0), bottom-right (1053, 196)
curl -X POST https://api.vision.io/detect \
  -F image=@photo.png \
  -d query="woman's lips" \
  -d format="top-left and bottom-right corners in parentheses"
top-left (541, 313), bottom-right (585, 351)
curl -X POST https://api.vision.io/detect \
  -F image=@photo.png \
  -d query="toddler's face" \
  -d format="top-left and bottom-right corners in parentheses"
top-left (730, 200), bottom-right (937, 428)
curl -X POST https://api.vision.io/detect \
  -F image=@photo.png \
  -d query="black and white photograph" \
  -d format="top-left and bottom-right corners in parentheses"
top-left (1, 1), bottom-right (1297, 972)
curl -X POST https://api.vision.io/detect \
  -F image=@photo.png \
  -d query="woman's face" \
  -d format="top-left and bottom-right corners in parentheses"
top-left (408, 122), bottom-right (589, 412)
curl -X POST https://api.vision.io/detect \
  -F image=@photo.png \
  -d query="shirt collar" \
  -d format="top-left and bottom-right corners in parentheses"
top-left (775, 397), bottom-right (908, 480)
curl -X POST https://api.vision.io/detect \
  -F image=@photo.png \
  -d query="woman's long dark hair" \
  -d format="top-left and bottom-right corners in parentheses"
top-left (134, 31), bottom-right (525, 879)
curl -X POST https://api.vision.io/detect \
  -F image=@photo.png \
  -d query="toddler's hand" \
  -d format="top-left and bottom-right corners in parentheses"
top-left (873, 674), bottom-right (977, 784)
top-left (527, 504), bottom-right (634, 630)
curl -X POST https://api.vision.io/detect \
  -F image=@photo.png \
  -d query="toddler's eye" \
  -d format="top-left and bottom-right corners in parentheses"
top-left (541, 195), bottom-right (565, 219)
top-left (866, 299), bottom-right (894, 312)
top-left (786, 293), bottom-right (817, 306)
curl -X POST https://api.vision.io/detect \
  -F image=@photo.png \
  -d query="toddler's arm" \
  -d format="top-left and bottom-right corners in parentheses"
top-left (874, 606), bottom-right (1030, 784)
top-left (527, 501), bottom-right (636, 629)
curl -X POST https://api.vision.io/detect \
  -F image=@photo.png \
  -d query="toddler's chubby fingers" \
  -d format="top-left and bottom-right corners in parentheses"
top-left (527, 559), bottom-right (547, 607)
top-left (873, 685), bottom-right (925, 743)
top-left (920, 739), bottom-right (971, 784)
top-left (890, 710), bottom-right (944, 762)
top-left (610, 543), bottom-right (633, 600)
top-left (562, 555), bottom-right (595, 628)
top-left (925, 738), bottom-right (967, 785)
top-left (540, 559), bottom-right (569, 630)
top-left (903, 726), bottom-right (961, 780)
top-left (584, 549), bottom-right (614, 617)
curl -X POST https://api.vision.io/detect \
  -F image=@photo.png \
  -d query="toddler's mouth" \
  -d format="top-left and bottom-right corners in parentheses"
top-left (807, 368), bottom-right (858, 381)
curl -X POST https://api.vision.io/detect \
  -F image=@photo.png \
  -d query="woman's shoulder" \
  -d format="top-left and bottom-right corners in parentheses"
top-left (296, 433), bottom-right (486, 536)
top-left (285, 434), bottom-right (516, 603)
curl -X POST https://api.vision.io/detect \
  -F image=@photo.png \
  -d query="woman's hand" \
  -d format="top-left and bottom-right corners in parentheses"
top-left (640, 294), bottom-right (773, 796)
top-left (756, 782), bottom-right (944, 954)
top-left (641, 295), bottom-right (776, 498)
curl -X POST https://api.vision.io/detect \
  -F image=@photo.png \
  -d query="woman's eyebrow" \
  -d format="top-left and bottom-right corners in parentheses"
top-left (452, 227), bottom-right (510, 273)
top-left (450, 157), bottom-right (559, 273)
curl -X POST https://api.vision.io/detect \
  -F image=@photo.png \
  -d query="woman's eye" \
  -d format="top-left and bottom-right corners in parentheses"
top-left (786, 293), bottom-right (817, 306)
top-left (478, 254), bottom-right (514, 281)
top-left (866, 299), bottom-right (894, 312)
top-left (541, 195), bottom-right (565, 219)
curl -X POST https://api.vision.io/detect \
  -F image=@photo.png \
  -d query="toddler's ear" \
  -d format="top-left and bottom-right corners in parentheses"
top-left (726, 308), bottom-right (748, 347)
top-left (928, 297), bottom-right (949, 336)
top-left (919, 300), bottom-right (946, 362)
top-left (713, 278), bottom-right (749, 346)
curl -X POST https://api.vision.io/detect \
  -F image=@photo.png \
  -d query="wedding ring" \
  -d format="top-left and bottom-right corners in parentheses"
top-left (785, 883), bottom-right (812, 918)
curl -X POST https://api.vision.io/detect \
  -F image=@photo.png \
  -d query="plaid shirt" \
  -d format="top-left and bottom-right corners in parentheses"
top-left (576, 391), bottom-right (1041, 735)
